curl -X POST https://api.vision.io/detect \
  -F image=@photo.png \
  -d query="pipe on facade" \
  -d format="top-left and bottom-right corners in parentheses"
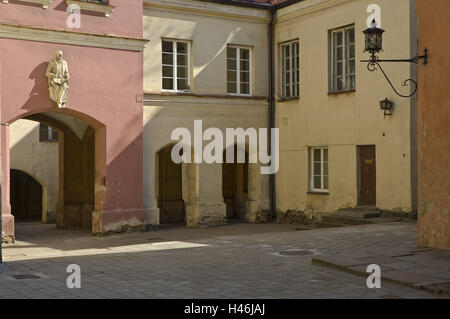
top-left (268, 6), bottom-right (276, 219)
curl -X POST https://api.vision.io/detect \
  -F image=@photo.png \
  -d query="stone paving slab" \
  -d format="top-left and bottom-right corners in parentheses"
top-left (1, 221), bottom-right (449, 299)
top-left (312, 248), bottom-right (450, 297)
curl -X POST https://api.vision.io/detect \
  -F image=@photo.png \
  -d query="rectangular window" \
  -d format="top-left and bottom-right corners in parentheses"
top-left (281, 40), bottom-right (299, 99)
top-left (39, 124), bottom-right (58, 143)
top-left (162, 40), bottom-right (190, 92)
top-left (330, 26), bottom-right (355, 92)
top-left (227, 46), bottom-right (252, 96)
top-left (310, 147), bottom-right (329, 192)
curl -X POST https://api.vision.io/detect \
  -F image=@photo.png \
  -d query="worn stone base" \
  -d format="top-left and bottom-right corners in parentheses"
top-left (92, 208), bottom-right (147, 236)
top-left (186, 202), bottom-right (227, 228)
top-left (1, 214), bottom-right (15, 243)
top-left (145, 207), bottom-right (160, 228)
top-left (56, 204), bottom-right (94, 230)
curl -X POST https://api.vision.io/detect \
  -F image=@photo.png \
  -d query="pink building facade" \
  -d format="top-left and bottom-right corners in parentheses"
top-left (0, 0), bottom-right (147, 241)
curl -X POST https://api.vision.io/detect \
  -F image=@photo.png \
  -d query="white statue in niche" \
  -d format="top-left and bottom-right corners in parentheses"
top-left (45, 50), bottom-right (70, 108)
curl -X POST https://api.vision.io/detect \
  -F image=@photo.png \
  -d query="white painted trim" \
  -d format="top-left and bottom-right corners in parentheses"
top-left (0, 23), bottom-right (148, 51)
top-left (227, 45), bottom-right (253, 97)
top-left (66, 0), bottom-right (115, 18)
top-left (310, 147), bottom-right (329, 193)
top-left (161, 39), bottom-right (192, 93)
top-left (2, 0), bottom-right (52, 9)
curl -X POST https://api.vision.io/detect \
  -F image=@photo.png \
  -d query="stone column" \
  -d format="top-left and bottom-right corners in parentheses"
top-left (186, 162), bottom-right (227, 228)
top-left (144, 149), bottom-right (159, 228)
top-left (246, 161), bottom-right (261, 223)
top-left (1, 124), bottom-right (14, 242)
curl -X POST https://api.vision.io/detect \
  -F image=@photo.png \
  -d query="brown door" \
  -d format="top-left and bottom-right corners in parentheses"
top-left (358, 146), bottom-right (376, 206)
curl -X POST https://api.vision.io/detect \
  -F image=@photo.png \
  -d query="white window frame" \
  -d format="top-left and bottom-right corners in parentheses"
top-left (227, 45), bottom-right (253, 97)
top-left (330, 25), bottom-right (355, 93)
top-left (310, 147), bottom-right (329, 193)
top-left (161, 39), bottom-right (191, 93)
top-left (281, 40), bottom-right (300, 99)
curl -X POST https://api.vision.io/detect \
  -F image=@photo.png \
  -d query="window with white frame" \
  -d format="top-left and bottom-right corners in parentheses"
top-left (162, 40), bottom-right (190, 92)
top-left (281, 40), bottom-right (299, 99)
top-left (310, 147), bottom-right (329, 192)
top-left (227, 46), bottom-right (252, 96)
top-left (330, 26), bottom-right (355, 92)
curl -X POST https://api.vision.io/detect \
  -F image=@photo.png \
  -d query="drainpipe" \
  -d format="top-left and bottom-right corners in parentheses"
top-left (268, 7), bottom-right (276, 219)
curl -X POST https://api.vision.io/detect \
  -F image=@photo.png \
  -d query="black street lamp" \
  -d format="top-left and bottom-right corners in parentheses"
top-left (380, 98), bottom-right (394, 118)
top-left (361, 19), bottom-right (429, 98)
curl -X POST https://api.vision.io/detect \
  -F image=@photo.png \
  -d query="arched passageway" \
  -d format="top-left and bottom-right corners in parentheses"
top-left (156, 144), bottom-right (185, 224)
top-left (10, 169), bottom-right (43, 222)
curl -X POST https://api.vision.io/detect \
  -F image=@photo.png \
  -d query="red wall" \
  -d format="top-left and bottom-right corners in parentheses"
top-left (416, 0), bottom-right (450, 251)
top-left (0, 0), bottom-right (143, 39)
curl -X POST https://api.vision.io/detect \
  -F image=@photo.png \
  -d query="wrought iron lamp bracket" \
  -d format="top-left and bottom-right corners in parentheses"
top-left (361, 48), bottom-right (429, 98)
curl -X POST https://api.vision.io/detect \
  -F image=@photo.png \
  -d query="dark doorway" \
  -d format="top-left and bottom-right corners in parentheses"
top-left (358, 145), bottom-right (376, 206)
top-left (222, 147), bottom-right (249, 219)
top-left (10, 169), bottom-right (43, 222)
top-left (157, 144), bottom-right (185, 224)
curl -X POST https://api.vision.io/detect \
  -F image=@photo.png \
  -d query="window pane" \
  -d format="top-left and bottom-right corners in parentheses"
top-left (227, 71), bottom-right (237, 82)
top-left (163, 78), bottom-right (174, 90)
top-left (240, 60), bottom-right (250, 71)
top-left (285, 86), bottom-right (291, 98)
top-left (324, 176), bottom-right (329, 190)
top-left (240, 71), bottom-right (250, 83)
top-left (162, 41), bottom-right (173, 53)
top-left (177, 54), bottom-right (187, 66)
top-left (162, 66), bottom-right (173, 77)
top-left (240, 49), bottom-right (250, 60)
top-left (314, 149), bottom-right (321, 162)
top-left (227, 82), bottom-right (237, 94)
top-left (336, 47), bottom-right (343, 61)
top-left (162, 53), bottom-right (173, 65)
top-left (314, 176), bottom-right (321, 189)
top-left (177, 79), bottom-right (189, 90)
top-left (177, 42), bottom-right (187, 54)
top-left (323, 149), bottom-right (328, 162)
top-left (324, 162), bottom-right (328, 176)
top-left (314, 163), bottom-right (321, 176)
top-left (227, 59), bottom-right (237, 71)
top-left (240, 83), bottom-right (250, 95)
top-left (177, 66), bottom-right (187, 78)
top-left (227, 47), bottom-right (237, 59)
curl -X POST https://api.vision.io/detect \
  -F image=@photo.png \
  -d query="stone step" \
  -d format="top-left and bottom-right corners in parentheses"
top-left (321, 215), bottom-right (403, 226)
top-left (333, 209), bottom-right (381, 219)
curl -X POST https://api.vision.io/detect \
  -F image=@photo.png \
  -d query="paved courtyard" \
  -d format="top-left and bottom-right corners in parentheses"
top-left (0, 221), bottom-right (448, 299)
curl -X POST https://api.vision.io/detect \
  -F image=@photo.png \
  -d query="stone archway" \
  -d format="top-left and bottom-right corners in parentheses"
top-left (1, 109), bottom-right (107, 241)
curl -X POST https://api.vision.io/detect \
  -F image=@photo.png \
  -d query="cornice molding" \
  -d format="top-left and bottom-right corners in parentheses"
top-left (276, 0), bottom-right (356, 24)
top-left (2, 0), bottom-right (52, 9)
top-left (144, 93), bottom-right (269, 107)
top-left (66, 0), bottom-right (115, 18)
top-left (144, 0), bottom-right (270, 24)
top-left (0, 23), bottom-right (149, 51)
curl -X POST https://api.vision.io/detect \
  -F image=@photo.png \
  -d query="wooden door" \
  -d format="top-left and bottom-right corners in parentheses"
top-left (359, 145), bottom-right (376, 206)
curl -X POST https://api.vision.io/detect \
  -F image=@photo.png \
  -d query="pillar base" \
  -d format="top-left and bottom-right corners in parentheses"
top-left (92, 208), bottom-right (147, 236)
top-left (245, 200), bottom-right (260, 223)
top-left (145, 207), bottom-right (160, 229)
top-left (186, 201), bottom-right (227, 228)
top-left (1, 214), bottom-right (15, 243)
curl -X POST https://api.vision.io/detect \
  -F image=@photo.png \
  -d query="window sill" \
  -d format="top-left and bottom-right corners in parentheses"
top-left (328, 89), bottom-right (356, 96)
top-left (2, 0), bottom-right (52, 9)
top-left (307, 191), bottom-right (330, 196)
top-left (66, 0), bottom-right (115, 17)
top-left (277, 97), bottom-right (299, 103)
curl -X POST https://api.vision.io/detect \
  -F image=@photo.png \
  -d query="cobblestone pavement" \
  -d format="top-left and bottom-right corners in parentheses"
top-left (0, 221), bottom-right (448, 299)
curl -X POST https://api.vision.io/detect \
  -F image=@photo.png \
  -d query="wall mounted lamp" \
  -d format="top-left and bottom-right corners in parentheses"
top-left (361, 19), bottom-right (429, 98)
